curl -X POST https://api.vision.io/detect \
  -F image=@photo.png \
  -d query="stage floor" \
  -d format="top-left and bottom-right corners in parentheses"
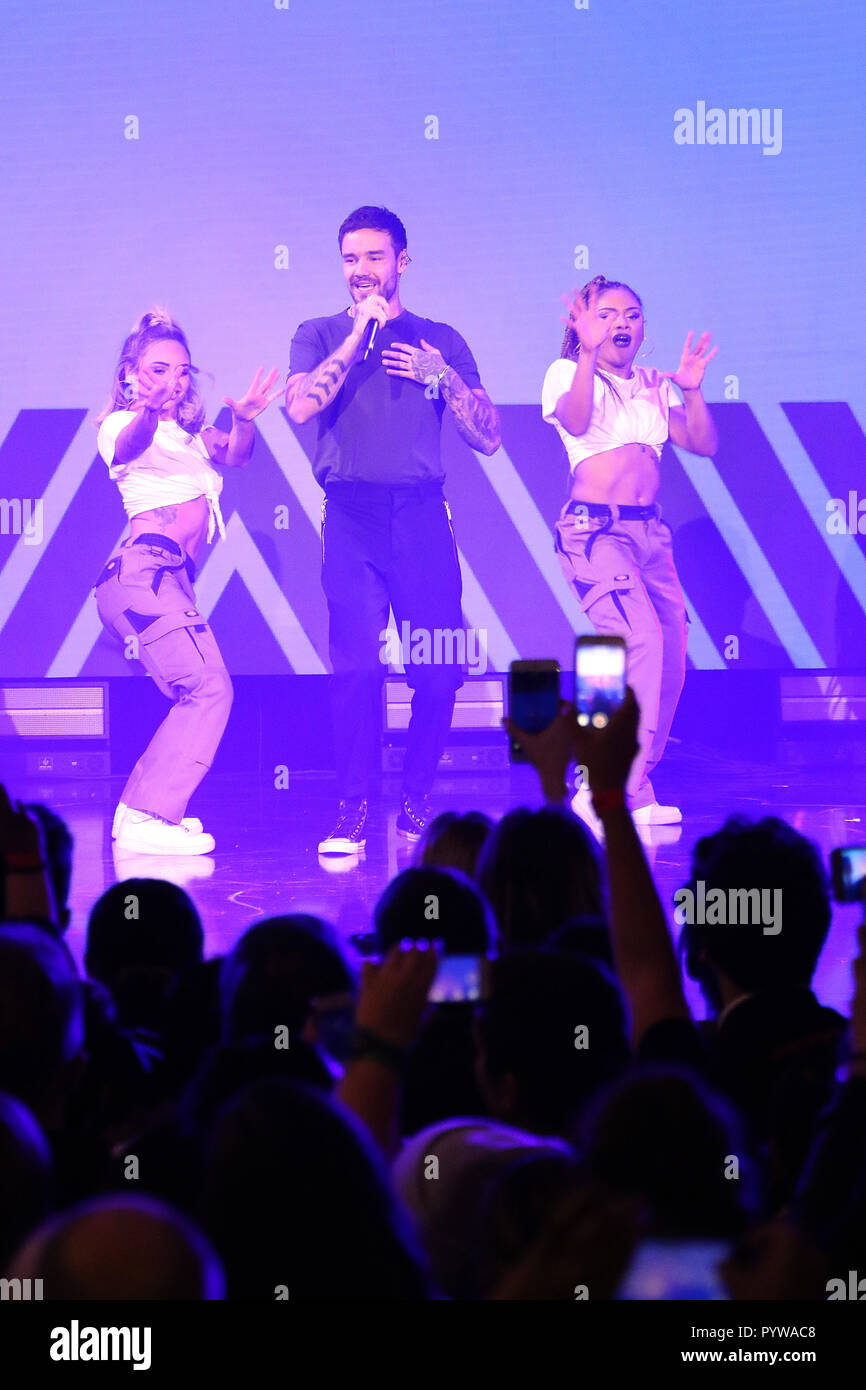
top-left (12, 735), bottom-right (866, 1021)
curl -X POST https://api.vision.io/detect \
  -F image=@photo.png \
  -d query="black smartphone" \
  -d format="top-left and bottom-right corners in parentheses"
top-left (507, 660), bottom-right (560, 762)
top-left (575, 635), bottom-right (626, 728)
top-left (830, 846), bottom-right (866, 903)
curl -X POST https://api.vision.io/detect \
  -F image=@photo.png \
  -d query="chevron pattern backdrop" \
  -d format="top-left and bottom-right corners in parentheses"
top-left (2, 0), bottom-right (864, 677)
top-left (1, 399), bottom-right (865, 677)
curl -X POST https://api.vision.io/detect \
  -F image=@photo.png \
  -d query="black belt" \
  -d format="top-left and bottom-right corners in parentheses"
top-left (565, 500), bottom-right (660, 522)
top-left (127, 532), bottom-right (186, 557)
top-left (94, 533), bottom-right (195, 589)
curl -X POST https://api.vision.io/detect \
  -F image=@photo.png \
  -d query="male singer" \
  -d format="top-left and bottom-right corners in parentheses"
top-left (287, 206), bottom-right (500, 853)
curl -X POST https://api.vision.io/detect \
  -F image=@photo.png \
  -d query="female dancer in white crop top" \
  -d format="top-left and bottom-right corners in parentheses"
top-left (542, 276), bottom-right (718, 830)
top-left (94, 308), bottom-right (281, 855)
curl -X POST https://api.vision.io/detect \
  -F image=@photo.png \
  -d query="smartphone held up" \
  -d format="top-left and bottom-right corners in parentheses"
top-left (507, 661), bottom-right (560, 762)
top-left (575, 635), bottom-right (627, 728)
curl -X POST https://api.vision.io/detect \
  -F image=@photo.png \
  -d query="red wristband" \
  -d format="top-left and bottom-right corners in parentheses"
top-left (590, 787), bottom-right (626, 818)
top-left (3, 853), bottom-right (46, 870)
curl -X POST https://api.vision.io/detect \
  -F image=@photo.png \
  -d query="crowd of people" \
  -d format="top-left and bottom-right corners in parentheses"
top-left (0, 691), bottom-right (862, 1301)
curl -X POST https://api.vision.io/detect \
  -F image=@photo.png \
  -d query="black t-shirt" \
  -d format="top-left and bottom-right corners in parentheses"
top-left (288, 307), bottom-right (483, 486)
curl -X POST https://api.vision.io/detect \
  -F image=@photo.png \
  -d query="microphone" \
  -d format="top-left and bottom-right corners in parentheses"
top-left (361, 316), bottom-right (380, 362)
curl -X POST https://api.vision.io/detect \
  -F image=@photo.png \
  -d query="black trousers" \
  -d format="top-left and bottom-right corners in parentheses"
top-left (321, 479), bottom-right (465, 801)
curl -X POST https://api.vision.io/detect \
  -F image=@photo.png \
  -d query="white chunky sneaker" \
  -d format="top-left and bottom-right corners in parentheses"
top-left (631, 801), bottom-right (682, 826)
top-left (570, 784), bottom-right (603, 840)
top-left (112, 801), bottom-right (204, 839)
top-left (115, 810), bottom-right (215, 856)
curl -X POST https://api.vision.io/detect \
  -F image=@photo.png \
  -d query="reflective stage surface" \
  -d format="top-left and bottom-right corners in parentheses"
top-left (14, 735), bottom-right (866, 1021)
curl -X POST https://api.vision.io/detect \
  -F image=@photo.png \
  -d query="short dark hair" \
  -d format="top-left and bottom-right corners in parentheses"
top-left (583, 1066), bottom-right (757, 1238)
top-left (338, 205), bottom-right (407, 255)
top-left (477, 950), bottom-right (629, 1133)
top-left (680, 815), bottom-right (832, 994)
top-left (373, 867), bottom-right (496, 955)
top-left (85, 879), bottom-right (203, 983)
top-left (220, 915), bottom-right (355, 1041)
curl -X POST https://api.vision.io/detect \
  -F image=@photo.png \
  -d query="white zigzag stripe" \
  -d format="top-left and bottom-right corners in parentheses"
top-left (193, 511), bottom-right (326, 671)
top-left (0, 411), bottom-right (100, 639)
top-left (473, 439), bottom-right (591, 635)
top-left (755, 402), bottom-right (866, 622)
top-left (47, 524), bottom-right (128, 676)
top-left (49, 513), bottom-right (329, 677)
top-left (671, 442), bottom-right (824, 667)
top-left (679, 581), bottom-right (726, 669)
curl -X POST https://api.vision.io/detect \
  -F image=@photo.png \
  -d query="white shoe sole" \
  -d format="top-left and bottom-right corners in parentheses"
top-left (116, 823), bottom-right (216, 856)
top-left (631, 804), bottom-right (682, 825)
top-left (318, 835), bottom-right (365, 854)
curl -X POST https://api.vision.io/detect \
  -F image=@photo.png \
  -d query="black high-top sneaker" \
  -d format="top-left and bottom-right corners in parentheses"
top-left (395, 793), bottom-right (432, 841)
top-left (318, 799), bottom-right (368, 854)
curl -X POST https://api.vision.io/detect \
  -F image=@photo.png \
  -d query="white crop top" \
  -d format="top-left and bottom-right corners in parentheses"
top-left (541, 359), bottom-right (677, 474)
top-left (96, 411), bottom-right (226, 542)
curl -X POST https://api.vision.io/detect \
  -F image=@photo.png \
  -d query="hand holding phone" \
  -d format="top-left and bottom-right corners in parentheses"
top-left (507, 661), bottom-right (560, 762)
top-left (356, 939), bottom-right (440, 1049)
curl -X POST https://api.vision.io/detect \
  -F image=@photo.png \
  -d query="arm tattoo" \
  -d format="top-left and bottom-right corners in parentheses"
top-left (298, 353), bottom-right (349, 412)
top-left (441, 372), bottom-right (500, 453)
top-left (409, 351), bottom-right (443, 383)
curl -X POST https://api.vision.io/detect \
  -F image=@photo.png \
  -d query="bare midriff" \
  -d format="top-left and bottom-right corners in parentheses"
top-left (568, 442), bottom-right (660, 507)
top-left (129, 496), bottom-right (211, 564)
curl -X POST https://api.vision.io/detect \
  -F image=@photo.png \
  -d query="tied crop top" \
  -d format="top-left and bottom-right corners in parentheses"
top-left (541, 359), bottom-right (678, 474)
top-left (96, 411), bottom-right (226, 542)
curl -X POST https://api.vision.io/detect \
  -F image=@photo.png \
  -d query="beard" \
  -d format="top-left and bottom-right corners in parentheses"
top-left (351, 267), bottom-right (399, 303)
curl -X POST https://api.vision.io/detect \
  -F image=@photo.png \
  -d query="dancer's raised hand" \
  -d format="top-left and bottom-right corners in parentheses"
top-left (223, 367), bottom-right (283, 421)
top-left (562, 282), bottom-right (611, 353)
top-left (662, 331), bottom-right (718, 390)
top-left (133, 364), bottom-right (186, 412)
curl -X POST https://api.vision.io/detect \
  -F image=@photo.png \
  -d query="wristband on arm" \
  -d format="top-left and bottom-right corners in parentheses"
top-left (349, 1027), bottom-right (408, 1076)
top-left (1, 853), bottom-right (48, 874)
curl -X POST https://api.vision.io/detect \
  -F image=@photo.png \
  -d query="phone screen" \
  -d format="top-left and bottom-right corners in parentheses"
top-left (830, 846), bottom-right (866, 903)
top-left (616, 1240), bottom-right (730, 1301)
top-left (427, 954), bottom-right (484, 1003)
top-left (508, 662), bottom-right (560, 760)
top-left (575, 638), bottom-right (626, 727)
